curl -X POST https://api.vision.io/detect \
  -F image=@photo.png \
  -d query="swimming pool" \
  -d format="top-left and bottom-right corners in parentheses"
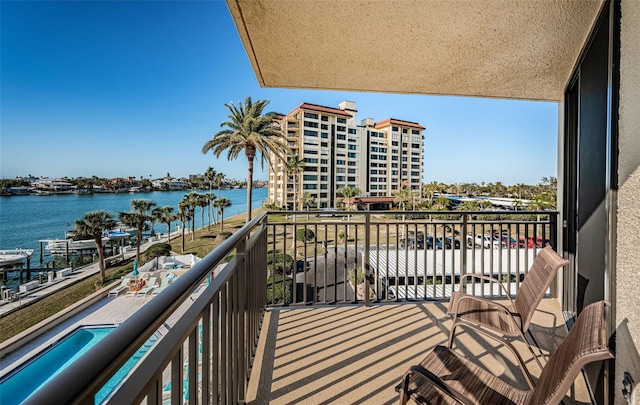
top-left (0, 326), bottom-right (157, 404)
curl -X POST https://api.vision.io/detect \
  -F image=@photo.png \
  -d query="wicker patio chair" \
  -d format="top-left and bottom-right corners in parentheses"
top-left (447, 245), bottom-right (569, 369)
top-left (398, 300), bottom-right (612, 405)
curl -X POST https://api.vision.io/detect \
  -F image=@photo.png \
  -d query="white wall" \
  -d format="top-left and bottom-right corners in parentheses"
top-left (615, 1), bottom-right (640, 403)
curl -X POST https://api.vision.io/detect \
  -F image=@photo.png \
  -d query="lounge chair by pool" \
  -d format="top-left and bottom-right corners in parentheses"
top-left (151, 276), bottom-right (174, 296)
top-left (108, 277), bottom-right (132, 297)
top-left (133, 277), bottom-right (159, 297)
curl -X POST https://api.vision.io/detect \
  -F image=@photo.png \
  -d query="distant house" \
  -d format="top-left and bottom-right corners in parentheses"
top-left (152, 178), bottom-right (187, 190)
top-left (31, 178), bottom-right (75, 193)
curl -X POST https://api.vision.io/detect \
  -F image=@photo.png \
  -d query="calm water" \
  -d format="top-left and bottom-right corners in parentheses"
top-left (0, 188), bottom-right (267, 281)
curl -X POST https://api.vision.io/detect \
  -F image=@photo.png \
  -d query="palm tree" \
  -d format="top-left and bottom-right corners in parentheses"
top-left (183, 193), bottom-right (199, 241)
top-left (204, 167), bottom-right (216, 230)
top-left (300, 192), bottom-right (316, 219)
top-left (194, 193), bottom-right (209, 234)
top-left (74, 211), bottom-right (116, 284)
top-left (152, 206), bottom-right (176, 243)
top-left (119, 199), bottom-right (157, 263)
top-left (213, 197), bottom-right (232, 232)
top-left (214, 172), bottom-right (226, 198)
top-left (336, 186), bottom-right (360, 211)
top-left (393, 187), bottom-right (413, 222)
top-left (202, 96), bottom-right (290, 223)
top-left (285, 154), bottom-right (305, 212)
top-left (423, 181), bottom-right (441, 206)
top-left (178, 199), bottom-right (192, 252)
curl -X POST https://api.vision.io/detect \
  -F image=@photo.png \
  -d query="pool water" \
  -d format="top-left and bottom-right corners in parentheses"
top-left (0, 326), bottom-right (157, 404)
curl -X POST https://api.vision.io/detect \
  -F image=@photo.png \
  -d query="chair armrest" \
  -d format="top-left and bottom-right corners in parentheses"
top-left (458, 274), bottom-right (514, 306)
top-left (399, 364), bottom-right (474, 405)
top-left (451, 294), bottom-right (514, 320)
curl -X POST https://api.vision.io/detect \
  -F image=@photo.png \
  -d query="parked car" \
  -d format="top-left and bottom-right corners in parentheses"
top-left (435, 236), bottom-right (460, 249)
top-left (518, 236), bottom-right (551, 248)
top-left (468, 234), bottom-right (504, 249)
top-left (494, 234), bottom-right (517, 248)
top-left (399, 237), bottom-right (424, 250)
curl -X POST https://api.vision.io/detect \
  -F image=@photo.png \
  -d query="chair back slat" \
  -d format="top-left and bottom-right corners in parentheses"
top-left (513, 246), bottom-right (569, 331)
top-left (528, 300), bottom-right (612, 405)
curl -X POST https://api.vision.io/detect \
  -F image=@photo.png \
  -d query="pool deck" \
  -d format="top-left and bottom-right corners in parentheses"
top-left (0, 280), bottom-right (207, 381)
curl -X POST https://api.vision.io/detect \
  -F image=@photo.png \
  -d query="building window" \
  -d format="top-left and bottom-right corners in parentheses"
top-left (304, 121), bottom-right (318, 128)
top-left (336, 160), bottom-right (345, 165)
top-left (303, 130), bottom-right (318, 137)
top-left (320, 183), bottom-right (328, 189)
top-left (337, 134), bottom-right (346, 140)
top-left (304, 112), bottom-right (318, 119)
top-left (336, 125), bottom-right (346, 132)
top-left (321, 142), bottom-right (328, 147)
top-left (348, 161), bottom-right (356, 166)
top-left (320, 167), bottom-right (328, 172)
top-left (348, 152), bottom-right (357, 158)
top-left (337, 117), bottom-right (346, 124)
top-left (321, 132), bottom-right (329, 139)
top-left (348, 128), bottom-right (357, 134)
top-left (402, 128), bottom-right (408, 133)
top-left (304, 149), bottom-right (318, 155)
top-left (320, 175), bottom-right (328, 181)
top-left (336, 168), bottom-right (346, 173)
top-left (348, 168), bottom-right (356, 174)
top-left (321, 115), bottom-right (328, 121)
top-left (336, 176), bottom-right (345, 181)
top-left (304, 166), bottom-right (318, 172)
top-left (412, 130), bottom-right (420, 135)
top-left (303, 184), bottom-right (317, 190)
top-left (337, 143), bottom-right (345, 148)
top-left (348, 177), bottom-right (356, 182)
top-left (303, 175), bottom-right (318, 181)
top-left (321, 124), bottom-right (329, 130)
top-left (392, 126), bottom-right (399, 132)
top-left (348, 144), bottom-right (356, 150)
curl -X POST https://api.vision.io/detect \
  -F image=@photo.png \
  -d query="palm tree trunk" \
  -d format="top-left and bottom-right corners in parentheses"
top-left (246, 159), bottom-right (254, 223)
top-left (220, 209), bottom-right (224, 233)
top-left (96, 238), bottom-right (106, 283)
top-left (166, 223), bottom-right (171, 243)
top-left (181, 221), bottom-right (185, 252)
top-left (136, 226), bottom-right (142, 263)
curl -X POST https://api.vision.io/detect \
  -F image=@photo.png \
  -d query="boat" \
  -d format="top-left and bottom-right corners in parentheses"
top-left (0, 249), bottom-right (34, 267)
top-left (0, 254), bottom-right (26, 267)
top-left (44, 238), bottom-right (109, 255)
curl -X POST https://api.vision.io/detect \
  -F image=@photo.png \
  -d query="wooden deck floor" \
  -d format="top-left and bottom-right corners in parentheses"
top-left (247, 298), bottom-right (592, 405)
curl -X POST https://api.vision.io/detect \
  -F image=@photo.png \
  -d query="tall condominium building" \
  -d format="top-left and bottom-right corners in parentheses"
top-left (268, 101), bottom-right (424, 210)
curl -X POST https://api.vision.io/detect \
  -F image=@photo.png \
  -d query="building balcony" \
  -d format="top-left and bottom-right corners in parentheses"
top-left (20, 210), bottom-right (596, 405)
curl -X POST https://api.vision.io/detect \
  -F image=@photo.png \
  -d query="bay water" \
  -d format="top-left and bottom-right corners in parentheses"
top-left (0, 188), bottom-right (267, 288)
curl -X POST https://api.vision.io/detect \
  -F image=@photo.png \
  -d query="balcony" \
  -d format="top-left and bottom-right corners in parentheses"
top-left (23, 210), bottom-right (593, 405)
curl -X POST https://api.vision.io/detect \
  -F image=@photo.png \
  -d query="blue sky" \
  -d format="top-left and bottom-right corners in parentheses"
top-left (1, 0), bottom-right (558, 186)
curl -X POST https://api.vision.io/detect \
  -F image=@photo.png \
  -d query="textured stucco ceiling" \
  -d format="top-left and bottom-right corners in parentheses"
top-left (227, 0), bottom-right (604, 101)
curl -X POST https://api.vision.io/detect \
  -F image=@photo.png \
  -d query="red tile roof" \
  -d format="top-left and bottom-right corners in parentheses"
top-left (374, 118), bottom-right (425, 130)
top-left (288, 103), bottom-right (353, 117)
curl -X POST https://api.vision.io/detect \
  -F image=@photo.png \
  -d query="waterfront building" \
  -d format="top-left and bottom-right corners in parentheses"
top-left (267, 100), bottom-right (424, 209)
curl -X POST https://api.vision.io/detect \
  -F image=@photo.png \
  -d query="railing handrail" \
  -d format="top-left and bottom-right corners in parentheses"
top-left (25, 212), bottom-right (269, 405)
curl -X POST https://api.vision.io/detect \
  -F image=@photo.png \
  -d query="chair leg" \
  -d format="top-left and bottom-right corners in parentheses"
top-left (447, 322), bottom-right (459, 349)
top-left (527, 329), bottom-right (548, 365)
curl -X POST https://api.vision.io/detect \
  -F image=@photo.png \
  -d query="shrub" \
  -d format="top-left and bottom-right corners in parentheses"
top-left (296, 228), bottom-right (315, 243)
top-left (144, 243), bottom-right (172, 259)
top-left (267, 252), bottom-right (294, 275)
top-left (267, 275), bottom-right (292, 303)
